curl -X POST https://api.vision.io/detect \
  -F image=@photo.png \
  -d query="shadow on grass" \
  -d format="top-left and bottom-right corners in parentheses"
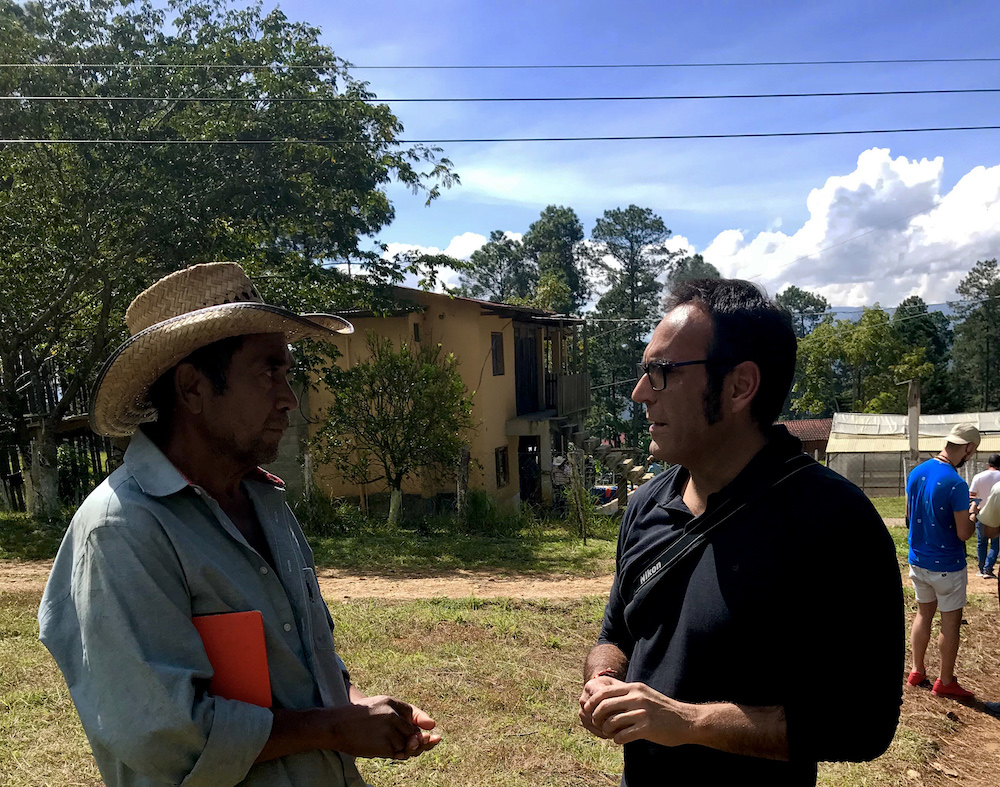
top-left (307, 527), bottom-right (617, 577)
top-left (0, 512), bottom-right (66, 561)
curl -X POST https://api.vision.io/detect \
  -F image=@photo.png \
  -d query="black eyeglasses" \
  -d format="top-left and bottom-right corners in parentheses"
top-left (636, 359), bottom-right (714, 391)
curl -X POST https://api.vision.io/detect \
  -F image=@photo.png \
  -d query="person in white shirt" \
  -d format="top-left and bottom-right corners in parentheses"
top-left (970, 454), bottom-right (1000, 578)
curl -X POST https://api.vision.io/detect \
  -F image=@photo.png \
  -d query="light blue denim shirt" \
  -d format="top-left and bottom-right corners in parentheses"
top-left (38, 430), bottom-right (367, 787)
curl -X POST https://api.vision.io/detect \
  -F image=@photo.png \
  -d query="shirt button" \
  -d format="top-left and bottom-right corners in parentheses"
top-left (259, 566), bottom-right (269, 575)
top-left (283, 623), bottom-right (292, 632)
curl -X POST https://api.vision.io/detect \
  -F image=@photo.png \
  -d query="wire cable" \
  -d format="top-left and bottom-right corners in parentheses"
top-left (2, 124), bottom-right (999, 144)
top-left (3, 56), bottom-right (999, 70)
top-left (6, 87), bottom-right (1000, 103)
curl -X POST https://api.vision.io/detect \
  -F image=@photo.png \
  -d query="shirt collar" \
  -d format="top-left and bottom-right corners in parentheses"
top-left (649, 424), bottom-right (803, 511)
top-left (124, 429), bottom-right (286, 497)
top-left (124, 429), bottom-right (190, 498)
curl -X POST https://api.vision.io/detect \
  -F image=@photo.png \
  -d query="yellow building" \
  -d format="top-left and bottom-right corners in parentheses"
top-left (290, 287), bottom-right (589, 511)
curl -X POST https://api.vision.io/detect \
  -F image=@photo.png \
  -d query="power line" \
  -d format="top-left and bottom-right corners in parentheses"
top-left (3, 57), bottom-right (999, 70)
top-left (6, 87), bottom-right (1000, 103)
top-left (3, 124), bottom-right (999, 145)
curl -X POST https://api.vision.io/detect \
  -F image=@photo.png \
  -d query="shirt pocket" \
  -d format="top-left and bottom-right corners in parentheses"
top-left (302, 567), bottom-right (336, 652)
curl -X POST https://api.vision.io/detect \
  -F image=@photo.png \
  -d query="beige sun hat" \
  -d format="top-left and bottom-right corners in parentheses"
top-left (90, 262), bottom-right (353, 437)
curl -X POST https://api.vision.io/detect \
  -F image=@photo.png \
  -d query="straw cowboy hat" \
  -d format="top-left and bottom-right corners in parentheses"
top-left (90, 262), bottom-right (354, 437)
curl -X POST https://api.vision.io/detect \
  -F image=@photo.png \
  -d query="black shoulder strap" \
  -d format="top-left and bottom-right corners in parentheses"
top-left (624, 452), bottom-right (815, 617)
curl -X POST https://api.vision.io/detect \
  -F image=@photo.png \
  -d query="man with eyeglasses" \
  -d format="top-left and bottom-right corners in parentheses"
top-left (578, 279), bottom-right (902, 786)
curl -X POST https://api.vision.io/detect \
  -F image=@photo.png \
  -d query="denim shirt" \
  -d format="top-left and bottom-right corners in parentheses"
top-left (38, 430), bottom-right (367, 787)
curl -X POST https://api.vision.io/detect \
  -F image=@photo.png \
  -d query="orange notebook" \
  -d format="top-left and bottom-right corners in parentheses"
top-left (192, 611), bottom-right (272, 708)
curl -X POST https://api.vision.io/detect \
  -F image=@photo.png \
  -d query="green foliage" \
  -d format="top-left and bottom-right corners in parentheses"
top-left (291, 489), bottom-right (377, 537)
top-left (312, 334), bottom-right (475, 525)
top-left (522, 205), bottom-right (588, 314)
top-left (0, 0), bottom-right (456, 476)
top-left (0, 512), bottom-right (67, 560)
top-left (587, 205), bottom-right (678, 449)
top-left (892, 296), bottom-right (958, 414)
top-left (665, 253), bottom-right (720, 296)
top-left (459, 490), bottom-right (536, 538)
top-left (776, 285), bottom-right (830, 339)
top-left (952, 259), bottom-right (1000, 411)
top-left (458, 230), bottom-right (536, 303)
top-left (793, 306), bottom-right (933, 416)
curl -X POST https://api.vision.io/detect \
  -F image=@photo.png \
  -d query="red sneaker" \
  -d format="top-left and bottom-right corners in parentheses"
top-left (932, 677), bottom-right (975, 699)
top-left (906, 670), bottom-right (927, 687)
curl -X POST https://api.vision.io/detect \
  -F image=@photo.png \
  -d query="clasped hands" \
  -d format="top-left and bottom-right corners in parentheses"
top-left (578, 675), bottom-right (697, 747)
top-left (340, 695), bottom-right (441, 760)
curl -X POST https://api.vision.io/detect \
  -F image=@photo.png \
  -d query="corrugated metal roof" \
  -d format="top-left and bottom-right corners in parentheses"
top-left (777, 418), bottom-right (832, 442)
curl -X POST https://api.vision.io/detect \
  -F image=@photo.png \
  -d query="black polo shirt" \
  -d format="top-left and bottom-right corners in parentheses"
top-left (599, 427), bottom-right (903, 786)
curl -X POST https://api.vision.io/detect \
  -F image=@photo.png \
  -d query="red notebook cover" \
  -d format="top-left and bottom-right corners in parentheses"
top-left (192, 611), bottom-right (272, 708)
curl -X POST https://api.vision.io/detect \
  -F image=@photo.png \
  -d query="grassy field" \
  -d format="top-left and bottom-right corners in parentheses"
top-left (6, 582), bottom-right (999, 786)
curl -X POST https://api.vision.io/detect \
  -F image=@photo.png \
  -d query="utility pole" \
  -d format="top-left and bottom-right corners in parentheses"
top-left (907, 378), bottom-right (921, 465)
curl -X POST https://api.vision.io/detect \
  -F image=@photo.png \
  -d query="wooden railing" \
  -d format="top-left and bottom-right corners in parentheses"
top-left (545, 372), bottom-right (590, 417)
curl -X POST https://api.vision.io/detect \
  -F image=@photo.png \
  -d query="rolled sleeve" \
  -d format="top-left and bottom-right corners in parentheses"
top-left (182, 698), bottom-right (272, 786)
top-left (57, 509), bottom-right (271, 785)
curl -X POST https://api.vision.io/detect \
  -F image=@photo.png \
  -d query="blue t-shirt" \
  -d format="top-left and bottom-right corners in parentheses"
top-left (906, 458), bottom-right (969, 572)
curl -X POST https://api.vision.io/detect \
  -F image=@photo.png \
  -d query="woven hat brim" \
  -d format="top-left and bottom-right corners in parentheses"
top-left (90, 302), bottom-right (353, 437)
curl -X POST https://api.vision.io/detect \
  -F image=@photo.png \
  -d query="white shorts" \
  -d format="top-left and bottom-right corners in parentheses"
top-left (909, 565), bottom-right (968, 612)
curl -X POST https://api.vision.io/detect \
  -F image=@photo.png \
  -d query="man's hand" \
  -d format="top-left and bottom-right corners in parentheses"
top-left (332, 696), bottom-right (440, 760)
top-left (579, 675), bottom-right (619, 738)
top-left (580, 678), bottom-right (696, 747)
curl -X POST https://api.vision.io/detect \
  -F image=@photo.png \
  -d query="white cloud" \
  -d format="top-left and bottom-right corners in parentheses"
top-left (382, 231), bottom-right (524, 292)
top-left (701, 148), bottom-right (1000, 306)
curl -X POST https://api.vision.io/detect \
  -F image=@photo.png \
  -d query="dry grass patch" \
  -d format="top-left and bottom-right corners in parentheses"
top-left (3, 586), bottom-right (1000, 786)
top-left (0, 589), bottom-right (102, 786)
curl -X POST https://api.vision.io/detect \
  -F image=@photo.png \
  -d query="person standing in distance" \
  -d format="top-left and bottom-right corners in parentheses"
top-left (578, 279), bottom-right (902, 785)
top-left (39, 263), bottom-right (439, 787)
top-left (905, 423), bottom-right (981, 698)
top-left (969, 453), bottom-right (1000, 578)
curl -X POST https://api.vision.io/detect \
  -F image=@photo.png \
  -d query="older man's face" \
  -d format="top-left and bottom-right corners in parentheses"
top-left (200, 333), bottom-right (298, 468)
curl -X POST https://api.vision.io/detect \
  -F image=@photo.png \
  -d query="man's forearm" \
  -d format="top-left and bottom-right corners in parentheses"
top-left (687, 701), bottom-right (789, 760)
top-left (583, 643), bottom-right (629, 682)
top-left (256, 708), bottom-right (331, 763)
top-left (584, 679), bottom-right (789, 760)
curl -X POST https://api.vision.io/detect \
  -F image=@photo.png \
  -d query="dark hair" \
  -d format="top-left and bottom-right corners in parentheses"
top-left (665, 279), bottom-right (796, 428)
top-left (144, 335), bottom-right (246, 435)
top-left (989, 453), bottom-right (1000, 469)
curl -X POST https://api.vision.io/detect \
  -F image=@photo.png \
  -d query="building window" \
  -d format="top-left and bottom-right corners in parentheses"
top-left (413, 322), bottom-right (421, 342)
top-left (495, 446), bottom-right (509, 488)
top-left (491, 332), bottom-right (505, 376)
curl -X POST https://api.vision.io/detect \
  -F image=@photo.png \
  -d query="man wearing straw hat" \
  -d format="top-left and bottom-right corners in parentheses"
top-left (38, 263), bottom-right (439, 786)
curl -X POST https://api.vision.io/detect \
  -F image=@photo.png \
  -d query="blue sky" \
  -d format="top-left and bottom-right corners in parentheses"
top-left (273, 0), bottom-right (1000, 307)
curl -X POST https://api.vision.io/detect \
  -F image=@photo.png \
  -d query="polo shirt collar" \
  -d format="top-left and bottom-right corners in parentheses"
top-left (649, 424), bottom-right (803, 511)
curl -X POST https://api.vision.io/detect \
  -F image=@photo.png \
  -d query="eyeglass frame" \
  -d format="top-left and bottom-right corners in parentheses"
top-left (635, 358), bottom-right (733, 392)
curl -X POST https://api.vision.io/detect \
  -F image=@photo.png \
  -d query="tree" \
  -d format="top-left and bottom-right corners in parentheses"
top-left (458, 230), bottom-right (535, 302)
top-left (777, 285), bottom-right (830, 339)
top-left (666, 253), bottom-right (720, 296)
top-left (312, 335), bottom-right (475, 527)
top-left (588, 205), bottom-right (679, 448)
top-left (521, 206), bottom-right (588, 313)
top-left (793, 306), bottom-right (932, 415)
top-left (0, 0), bottom-right (456, 516)
top-left (952, 259), bottom-right (1000, 411)
top-left (892, 295), bottom-right (957, 414)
